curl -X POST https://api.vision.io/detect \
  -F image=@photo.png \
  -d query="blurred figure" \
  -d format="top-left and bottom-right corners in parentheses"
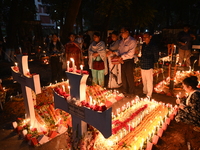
top-left (83, 31), bottom-right (91, 50)
top-left (0, 39), bottom-right (6, 61)
top-left (175, 76), bottom-right (200, 132)
top-left (88, 32), bottom-right (108, 87)
top-left (65, 33), bottom-right (82, 69)
top-left (75, 32), bottom-right (84, 49)
top-left (106, 31), bottom-right (122, 88)
top-left (4, 37), bottom-right (15, 62)
top-left (177, 25), bottom-right (196, 67)
top-left (107, 32), bottom-right (113, 47)
top-left (48, 34), bottom-right (64, 83)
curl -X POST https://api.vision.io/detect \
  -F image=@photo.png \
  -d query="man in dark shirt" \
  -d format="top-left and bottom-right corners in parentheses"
top-left (177, 25), bottom-right (196, 67)
top-left (139, 32), bottom-right (159, 98)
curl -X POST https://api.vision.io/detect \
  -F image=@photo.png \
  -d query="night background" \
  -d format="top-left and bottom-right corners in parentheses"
top-left (1, 0), bottom-right (200, 48)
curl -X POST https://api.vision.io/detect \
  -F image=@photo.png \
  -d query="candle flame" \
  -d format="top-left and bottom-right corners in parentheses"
top-left (70, 58), bottom-right (74, 62)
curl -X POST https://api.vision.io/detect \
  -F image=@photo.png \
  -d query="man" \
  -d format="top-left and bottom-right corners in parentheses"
top-left (139, 32), bottom-right (159, 98)
top-left (177, 25), bottom-right (196, 67)
top-left (117, 27), bottom-right (137, 97)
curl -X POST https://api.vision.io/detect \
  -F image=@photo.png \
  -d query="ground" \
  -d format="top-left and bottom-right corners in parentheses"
top-left (0, 58), bottom-right (200, 150)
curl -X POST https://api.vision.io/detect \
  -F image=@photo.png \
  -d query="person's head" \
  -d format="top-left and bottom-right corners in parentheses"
top-left (93, 32), bottom-right (101, 43)
top-left (182, 76), bottom-right (198, 92)
top-left (143, 32), bottom-right (152, 44)
top-left (68, 33), bottom-right (76, 42)
top-left (52, 34), bottom-right (59, 42)
top-left (111, 31), bottom-right (118, 42)
top-left (183, 25), bottom-right (190, 33)
top-left (120, 27), bottom-right (130, 39)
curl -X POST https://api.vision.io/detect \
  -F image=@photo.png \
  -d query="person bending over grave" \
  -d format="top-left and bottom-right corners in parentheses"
top-left (175, 76), bottom-right (200, 132)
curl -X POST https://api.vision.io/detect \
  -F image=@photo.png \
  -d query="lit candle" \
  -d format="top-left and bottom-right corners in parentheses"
top-left (67, 61), bottom-right (70, 71)
top-left (62, 85), bottom-right (65, 92)
top-left (176, 94), bottom-right (180, 100)
top-left (70, 58), bottom-right (75, 71)
top-left (15, 62), bottom-right (18, 66)
top-left (80, 65), bottom-right (83, 74)
top-left (89, 96), bottom-right (93, 105)
top-left (62, 78), bottom-right (64, 82)
top-left (174, 45), bottom-right (176, 53)
top-left (68, 86), bottom-right (70, 95)
top-left (189, 66), bottom-right (191, 71)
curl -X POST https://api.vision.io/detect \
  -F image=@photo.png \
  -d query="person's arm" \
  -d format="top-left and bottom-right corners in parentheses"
top-left (180, 93), bottom-right (200, 113)
top-left (120, 39), bottom-right (137, 60)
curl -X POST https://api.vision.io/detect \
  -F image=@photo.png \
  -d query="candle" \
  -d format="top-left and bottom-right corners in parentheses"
top-left (12, 121), bottom-right (18, 129)
top-left (67, 61), bottom-right (70, 71)
top-left (174, 45), bottom-right (176, 54)
top-left (89, 96), bottom-right (93, 105)
top-left (80, 65), bottom-right (83, 74)
top-left (176, 94), bottom-right (180, 100)
top-left (68, 86), bottom-right (70, 95)
top-left (15, 62), bottom-right (18, 66)
top-left (189, 66), bottom-right (191, 71)
top-left (70, 58), bottom-right (75, 71)
top-left (62, 78), bottom-right (64, 82)
top-left (22, 129), bottom-right (28, 137)
top-left (62, 85), bottom-right (65, 92)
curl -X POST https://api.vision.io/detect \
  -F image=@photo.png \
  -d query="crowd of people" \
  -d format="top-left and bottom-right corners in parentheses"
top-left (37, 27), bottom-right (200, 132)
top-left (43, 27), bottom-right (160, 99)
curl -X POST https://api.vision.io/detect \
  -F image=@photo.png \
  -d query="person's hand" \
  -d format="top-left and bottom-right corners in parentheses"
top-left (179, 104), bottom-right (185, 110)
top-left (176, 99), bottom-right (181, 104)
top-left (118, 57), bottom-right (124, 64)
top-left (92, 52), bottom-right (99, 57)
top-left (179, 42), bottom-right (186, 46)
top-left (106, 50), bottom-right (112, 57)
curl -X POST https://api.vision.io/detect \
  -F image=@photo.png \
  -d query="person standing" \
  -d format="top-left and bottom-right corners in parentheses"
top-left (65, 33), bottom-right (82, 69)
top-left (106, 31), bottom-right (122, 88)
top-left (88, 32), bottom-right (108, 87)
top-left (139, 32), bottom-right (159, 98)
top-left (48, 34), bottom-right (64, 83)
top-left (117, 27), bottom-right (137, 97)
top-left (177, 25), bottom-right (196, 67)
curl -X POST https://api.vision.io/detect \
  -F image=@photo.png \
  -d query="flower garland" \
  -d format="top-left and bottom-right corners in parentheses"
top-left (112, 104), bottom-right (148, 134)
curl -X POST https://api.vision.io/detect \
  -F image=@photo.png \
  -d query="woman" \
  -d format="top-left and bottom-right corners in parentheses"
top-left (175, 76), bottom-right (200, 132)
top-left (106, 31), bottom-right (122, 88)
top-left (48, 34), bottom-right (64, 83)
top-left (65, 33), bottom-right (82, 69)
top-left (88, 32), bottom-right (107, 87)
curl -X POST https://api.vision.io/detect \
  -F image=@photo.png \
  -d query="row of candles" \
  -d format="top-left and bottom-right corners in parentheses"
top-left (109, 98), bottom-right (173, 150)
top-left (67, 58), bottom-right (83, 73)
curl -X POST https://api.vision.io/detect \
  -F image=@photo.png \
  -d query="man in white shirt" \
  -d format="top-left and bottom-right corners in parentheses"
top-left (117, 27), bottom-right (137, 97)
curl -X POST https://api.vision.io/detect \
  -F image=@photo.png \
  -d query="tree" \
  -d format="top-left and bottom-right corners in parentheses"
top-left (2, 0), bottom-right (36, 50)
top-left (61, 0), bottom-right (82, 44)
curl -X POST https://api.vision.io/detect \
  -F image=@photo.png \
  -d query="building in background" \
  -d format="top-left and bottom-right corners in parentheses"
top-left (34, 0), bottom-right (56, 30)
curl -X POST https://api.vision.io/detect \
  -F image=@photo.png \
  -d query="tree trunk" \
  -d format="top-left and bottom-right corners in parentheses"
top-left (60, 0), bottom-right (82, 44)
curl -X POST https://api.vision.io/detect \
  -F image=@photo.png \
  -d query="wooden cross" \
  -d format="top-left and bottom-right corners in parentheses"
top-left (11, 55), bottom-right (41, 127)
top-left (54, 71), bottom-right (112, 138)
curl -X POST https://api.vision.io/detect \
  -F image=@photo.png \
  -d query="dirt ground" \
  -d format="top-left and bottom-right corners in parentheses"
top-left (1, 58), bottom-right (200, 150)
